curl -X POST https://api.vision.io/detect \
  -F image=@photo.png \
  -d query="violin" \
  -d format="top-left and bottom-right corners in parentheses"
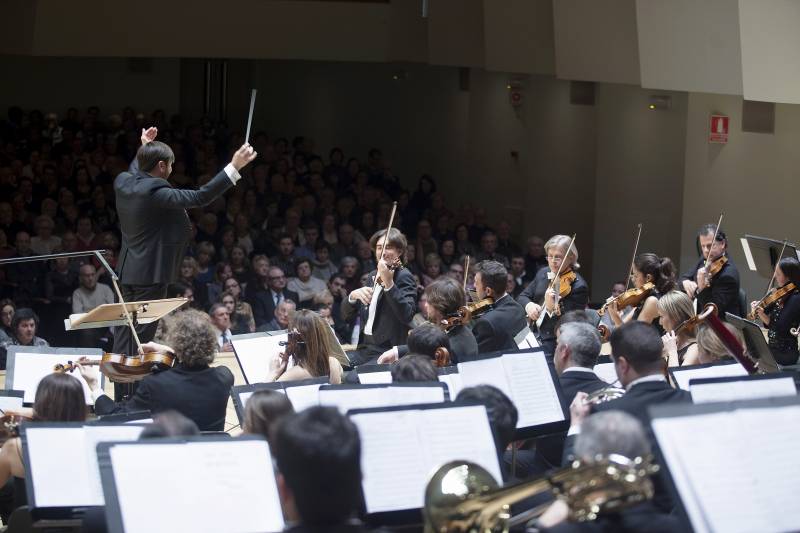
top-left (554, 270), bottom-right (577, 298)
top-left (704, 255), bottom-right (728, 279)
top-left (440, 298), bottom-right (494, 331)
top-left (375, 257), bottom-right (403, 288)
top-left (54, 359), bottom-right (101, 373)
top-left (93, 352), bottom-right (176, 383)
top-left (0, 413), bottom-right (33, 444)
top-left (278, 329), bottom-right (305, 359)
top-left (598, 283), bottom-right (655, 316)
top-left (748, 282), bottom-right (798, 320)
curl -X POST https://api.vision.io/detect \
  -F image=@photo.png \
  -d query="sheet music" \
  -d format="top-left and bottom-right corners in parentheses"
top-left (358, 371), bottom-right (393, 384)
top-left (232, 334), bottom-right (287, 384)
top-left (0, 395), bottom-right (23, 412)
top-left (351, 410), bottom-right (427, 513)
top-left (458, 357), bottom-right (514, 400)
top-left (238, 388), bottom-right (286, 410)
top-left (517, 330), bottom-right (540, 349)
top-left (11, 352), bottom-right (103, 403)
top-left (438, 373), bottom-right (463, 399)
top-left (672, 363), bottom-right (748, 390)
top-left (653, 404), bottom-right (800, 533)
top-left (593, 362), bottom-right (619, 385)
top-left (352, 404), bottom-right (499, 514)
top-left (26, 425), bottom-right (142, 507)
top-left (502, 352), bottom-right (565, 427)
top-left (690, 377), bottom-right (797, 404)
top-left (389, 386), bottom-right (445, 406)
top-left (109, 440), bottom-right (284, 533)
top-left (283, 383), bottom-right (321, 412)
top-left (319, 385), bottom-right (445, 414)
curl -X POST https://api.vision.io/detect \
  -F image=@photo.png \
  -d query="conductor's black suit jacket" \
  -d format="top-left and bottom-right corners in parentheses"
top-left (114, 159), bottom-right (234, 285)
top-left (94, 363), bottom-right (234, 432)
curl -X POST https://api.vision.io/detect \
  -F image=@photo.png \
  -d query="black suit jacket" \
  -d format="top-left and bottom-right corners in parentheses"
top-left (471, 293), bottom-right (527, 354)
top-left (340, 267), bottom-right (417, 351)
top-left (247, 286), bottom-right (300, 327)
top-left (94, 363), bottom-right (234, 431)
top-left (518, 267), bottom-right (589, 344)
top-left (681, 255), bottom-right (741, 317)
top-left (541, 502), bottom-right (682, 533)
top-left (396, 324), bottom-right (479, 364)
top-left (115, 159), bottom-right (233, 285)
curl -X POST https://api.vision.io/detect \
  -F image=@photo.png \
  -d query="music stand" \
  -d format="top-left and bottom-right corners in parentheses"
top-left (725, 312), bottom-right (781, 373)
top-left (64, 299), bottom-right (187, 331)
top-left (740, 235), bottom-right (799, 277)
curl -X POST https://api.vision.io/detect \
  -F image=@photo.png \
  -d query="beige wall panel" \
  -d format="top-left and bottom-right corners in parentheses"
top-left (636, 0), bottom-right (743, 95)
top-left (739, 0), bottom-right (800, 104)
top-left (482, 0), bottom-right (555, 75)
top-left (427, 0), bottom-right (485, 67)
top-left (553, 0), bottom-right (640, 84)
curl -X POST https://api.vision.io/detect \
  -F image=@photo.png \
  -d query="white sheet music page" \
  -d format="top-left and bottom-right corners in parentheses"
top-left (232, 334), bottom-right (287, 384)
top-left (283, 383), bottom-right (321, 412)
top-left (82, 425), bottom-right (144, 505)
top-left (27, 427), bottom-right (88, 507)
top-left (388, 385), bottom-right (445, 406)
top-left (438, 373), bottom-right (463, 399)
top-left (110, 440), bottom-right (284, 533)
top-left (351, 410), bottom-right (427, 513)
top-left (672, 363), bottom-right (748, 390)
top-left (501, 352), bottom-right (565, 428)
top-left (457, 357), bottom-right (513, 399)
top-left (690, 377), bottom-right (797, 404)
top-left (420, 405), bottom-right (502, 484)
top-left (358, 371), bottom-right (393, 384)
top-left (593, 362), bottom-right (619, 385)
top-left (0, 395), bottom-right (23, 412)
top-left (13, 352), bottom-right (103, 403)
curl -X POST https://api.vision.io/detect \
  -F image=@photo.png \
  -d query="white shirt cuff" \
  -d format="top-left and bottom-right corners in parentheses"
top-left (567, 424), bottom-right (582, 437)
top-left (224, 163), bottom-right (242, 184)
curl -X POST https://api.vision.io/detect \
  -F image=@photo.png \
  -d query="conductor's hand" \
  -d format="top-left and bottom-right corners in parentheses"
top-left (76, 362), bottom-right (100, 390)
top-left (231, 143), bottom-right (257, 171)
top-left (350, 286), bottom-right (374, 306)
top-left (141, 127), bottom-right (158, 145)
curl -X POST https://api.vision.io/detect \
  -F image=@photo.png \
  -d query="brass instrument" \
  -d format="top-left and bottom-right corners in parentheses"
top-left (583, 387), bottom-right (626, 406)
top-left (423, 454), bottom-right (658, 533)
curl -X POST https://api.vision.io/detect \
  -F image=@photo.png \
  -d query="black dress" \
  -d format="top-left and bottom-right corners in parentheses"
top-left (766, 291), bottom-right (800, 365)
top-left (630, 292), bottom-right (665, 335)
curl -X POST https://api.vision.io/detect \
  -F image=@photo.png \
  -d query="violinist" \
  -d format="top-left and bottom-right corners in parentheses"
top-left (472, 260), bottom-right (527, 354)
top-left (518, 235), bottom-right (589, 357)
top-left (696, 321), bottom-right (745, 364)
top-left (78, 309), bottom-right (234, 432)
top-left (341, 228), bottom-right (417, 364)
top-left (377, 277), bottom-right (479, 364)
top-left (657, 290), bottom-right (700, 366)
top-left (680, 224), bottom-right (741, 317)
top-left (750, 257), bottom-right (800, 365)
top-left (0, 373), bottom-right (87, 523)
top-left (267, 310), bottom-right (344, 384)
top-left (605, 253), bottom-right (676, 332)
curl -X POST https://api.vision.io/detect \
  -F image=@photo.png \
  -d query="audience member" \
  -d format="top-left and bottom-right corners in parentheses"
top-left (287, 258), bottom-right (327, 307)
top-left (209, 302), bottom-right (234, 352)
top-left (0, 308), bottom-right (49, 369)
top-left (258, 298), bottom-right (297, 332)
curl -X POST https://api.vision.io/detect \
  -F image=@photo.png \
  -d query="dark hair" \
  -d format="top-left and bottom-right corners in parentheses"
top-left (208, 302), bottom-right (227, 316)
top-left (456, 385), bottom-right (518, 452)
top-left (12, 307), bottom-right (38, 334)
top-left (315, 241), bottom-right (331, 253)
top-left (140, 410), bottom-right (200, 439)
top-left (407, 323), bottom-right (450, 357)
top-left (475, 260), bottom-right (508, 295)
top-left (243, 390), bottom-right (294, 442)
top-left (295, 258), bottom-right (312, 271)
top-left (778, 257), bottom-right (800, 286)
top-left (368, 228), bottom-right (407, 256)
top-left (136, 141), bottom-right (175, 172)
top-left (609, 321), bottom-right (664, 373)
top-left (556, 309), bottom-right (598, 331)
top-left (166, 282), bottom-right (191, 299)
top-left (697, 223), bottom-right (726, 242)
top-left (391, 354), bottom-right (438, 382)
top-left (424, 277), bottom-right (466, 317)
top-left (272, 407), bottom-right (362, 526)
top-left (33, 373), bottom-right (87, 422)
top-left (633, 253), bottom-right (676, 294)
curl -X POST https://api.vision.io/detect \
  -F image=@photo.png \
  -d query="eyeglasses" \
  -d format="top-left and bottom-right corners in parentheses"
top-left (546, 255), bottom-right (565, 261)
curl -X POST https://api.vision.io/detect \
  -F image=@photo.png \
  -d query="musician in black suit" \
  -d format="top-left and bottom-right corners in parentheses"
top-left (378, 277), bottom-right (478, 364)
top-left (518, 235), bottom-right (589, 357)
top-left (341, 228), bottom-right (417, 364)
top-left (79, 309), bottom-right (234, 432)
top-left (471, 260), bottom-right (528, 354)
top-left (247, 266), bottom-right (300, 328)
top-left (535, 411), bottom-right (681, 533)
top-left (680, 224), bottom-right (741, 318)
top-left (113, 127), bottom-right (256, 357)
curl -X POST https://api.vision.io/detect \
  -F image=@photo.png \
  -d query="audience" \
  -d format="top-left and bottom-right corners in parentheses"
top-left (0, 308), bottom-right (49, 369)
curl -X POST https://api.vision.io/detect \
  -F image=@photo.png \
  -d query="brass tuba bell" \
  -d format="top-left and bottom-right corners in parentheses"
top-left (423, 454), bottom-right (658, 533)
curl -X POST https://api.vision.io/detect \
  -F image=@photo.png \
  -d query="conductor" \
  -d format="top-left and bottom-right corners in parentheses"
top-left (112, 127), bottom-right (257, 358)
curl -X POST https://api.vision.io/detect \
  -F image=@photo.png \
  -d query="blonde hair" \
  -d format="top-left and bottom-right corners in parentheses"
top-left (657, 291), bottom-right (696, 336)
top-left (545, 234), bottom-right (579, 269)
top-left (696, 322), bottom-right (744, 363)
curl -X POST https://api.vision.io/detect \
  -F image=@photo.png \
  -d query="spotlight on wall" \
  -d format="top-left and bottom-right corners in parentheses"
top-left (648, 95), bottom-right (672, 111)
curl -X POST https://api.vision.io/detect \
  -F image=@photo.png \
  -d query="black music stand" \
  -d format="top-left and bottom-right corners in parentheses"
top-left (740, 235), bottom-right (799, 277)
top-left (725, 312), bottom-right (781, 373)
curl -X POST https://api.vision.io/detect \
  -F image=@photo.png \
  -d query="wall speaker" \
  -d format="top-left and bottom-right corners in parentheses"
top-left (742, 100), bottom-right (775, 134)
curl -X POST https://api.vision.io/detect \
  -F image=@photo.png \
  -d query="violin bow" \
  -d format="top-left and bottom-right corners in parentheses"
top-left (702, 213), bottom-right (725, 272)
top-left (624, 224), bottom-right (643, 291)
top-left (537, 234), bottom-right (576, 329)
top-left (764, 239), bottom-right (788, 296)
top-left (372, 201), bottom-right (398, 291)
top-left (463, 255), bottom-right (470, 292)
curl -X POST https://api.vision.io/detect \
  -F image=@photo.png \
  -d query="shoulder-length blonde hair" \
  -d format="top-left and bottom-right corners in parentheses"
top-left (696, 322), bottom-right (744, 363)
top-left (657, 291), bottom-right (696, 335)
top-left (545, 234), bottom-right (579, 269)
top-left (290, 310), bottom-right (335, 378)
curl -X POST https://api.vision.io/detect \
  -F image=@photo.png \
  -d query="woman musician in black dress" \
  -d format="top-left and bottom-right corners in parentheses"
top-left (605, 253), bottom-right (676, 333)
top-left (517, 235), bottom-right (588, 357)
top-left (750, 256), bottom-right (800, 365)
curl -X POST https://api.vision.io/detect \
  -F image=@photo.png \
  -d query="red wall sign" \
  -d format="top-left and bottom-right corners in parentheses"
top-left (709, 114), bottom-right (729, 144)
